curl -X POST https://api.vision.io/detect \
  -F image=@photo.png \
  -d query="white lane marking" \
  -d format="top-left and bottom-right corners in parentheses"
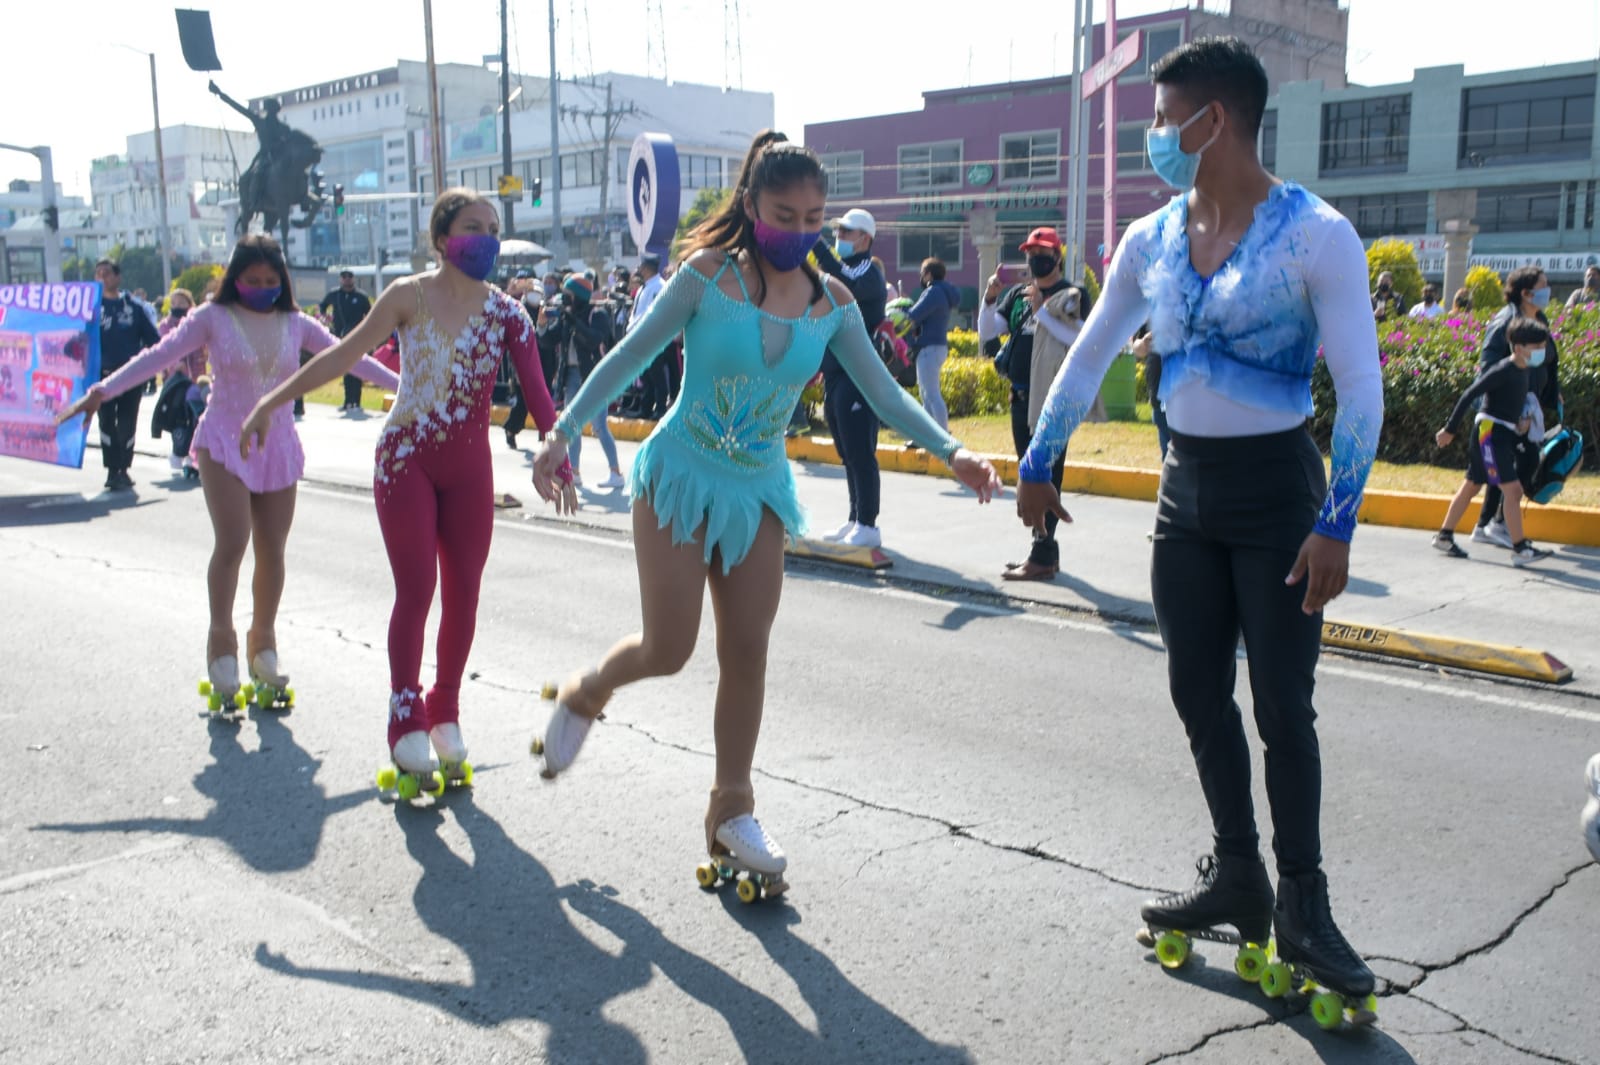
top-left (297, 485), bottom-right (1595, 721)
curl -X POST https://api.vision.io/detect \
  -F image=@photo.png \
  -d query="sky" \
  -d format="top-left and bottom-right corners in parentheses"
top-left (5, 0), bottom-right (1600, 199)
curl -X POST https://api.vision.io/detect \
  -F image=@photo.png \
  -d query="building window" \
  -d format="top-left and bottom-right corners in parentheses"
top-left (1115, 123), bottom-right (1153, 174)
top-left (997, 224), bottom-right (1049, 263)
top-left (1000, 131), bottom-right (1061, 183)
top-left (898, 141), bottom-right (962, 192)
top-left (820, 151), bottom-right (864, 198)
top-left (1586, 180), bottom-right (1596, 231)
top-left (1460, 75), bottom-right (1596, 167)
top-left (1327, 192), bottom-right (1429, 239)
top-left (1474, 183), bottom-right (1563, 233)
top-left (1320, 94), bottom-right (1411, 176)
top-left (1117, 24), bottom-right (1183, 81)
top-left (560, 150), bottom-right (603, 189)
top-left (616, 147), bottom-right (631, 187)
top-left (897, 226), bottom-right (963, 271)
top-left (681, 154), bottom-right (725, 189)
top-left (1260, 108), bottom-right (1278, 170)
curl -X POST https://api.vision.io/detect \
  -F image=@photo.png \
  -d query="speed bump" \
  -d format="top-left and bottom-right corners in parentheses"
top-left (786, 536), bottom-right (892, 570)
top-left (1321, 620), bottom-right (1572, 683)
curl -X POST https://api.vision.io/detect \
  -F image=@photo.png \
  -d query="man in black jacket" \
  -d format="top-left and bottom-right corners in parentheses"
top-left (94, 258), bottom-right (160, 490)
top-left (318, 270), bottom-right (373, 411)
top-left (812, 208), bottom-right (888, 548)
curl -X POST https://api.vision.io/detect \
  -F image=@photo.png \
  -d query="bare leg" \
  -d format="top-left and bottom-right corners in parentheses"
top-left (1439, 480), bottom-right (1483, 533)
top-left (196, 447), bottom-right (251, 663)
top-left (704, 510), bottom-right (786, 794)
top-left (245, 482), bottom-right (298, 661)
top-left (1500, 481), bottom-right (1527, 542)
top-left (560, 500), bottom-right (711, 716)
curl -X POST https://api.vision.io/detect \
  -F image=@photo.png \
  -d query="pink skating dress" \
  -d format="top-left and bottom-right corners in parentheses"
top-left (98, 301), bottom-right (399, 493)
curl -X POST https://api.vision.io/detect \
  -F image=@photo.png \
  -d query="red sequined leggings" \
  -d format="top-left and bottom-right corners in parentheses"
top-left (375, 434), bottom-right (494, 739)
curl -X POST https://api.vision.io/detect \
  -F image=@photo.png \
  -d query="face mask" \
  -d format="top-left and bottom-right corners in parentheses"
top-left (235, 283), bottom-right (280, 312)
top-left (1529, 286), bottom-right (1552, 309)
top-left (443, 233), bottom-right (500, 281)
top-left (1146, 104), bottom-right (1221, 190)
top-left (171, 305), bottom-right (189, 319)
top-left (835, 238), bottom-right (856, 259)
top-left (753, 218), bottom-right (821, 273)
top-left (1028, 253), bottom-right (1059, 280)
top-left (1526, 344), bottom-right (1546, 368)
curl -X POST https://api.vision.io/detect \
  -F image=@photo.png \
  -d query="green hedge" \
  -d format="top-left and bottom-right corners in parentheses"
top-left (1310, 305), bottom-right (1600, 470)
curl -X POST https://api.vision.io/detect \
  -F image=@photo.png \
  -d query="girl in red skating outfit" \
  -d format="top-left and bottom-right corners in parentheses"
top-left (242, 188), bottom-right (574, 789)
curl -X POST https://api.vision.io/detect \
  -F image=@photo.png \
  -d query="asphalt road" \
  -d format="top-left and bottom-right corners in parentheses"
top-left (2, 451), bottom-right (1597, 1064)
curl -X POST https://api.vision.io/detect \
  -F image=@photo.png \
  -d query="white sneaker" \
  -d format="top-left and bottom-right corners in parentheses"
top-left (841, 522), bottom-right (882, 548)
top-left (714, 814), bottom-right (787, 876)
top-left (1483, 520), bottom-right (1514, 549)
top-left (538, 701), bottom-right (594, 777)
top-left (597, 471), bottom-right (626, 489)
top-left (430, 722), bottom-right (467, 764)
top-left (250, 650), bottom-right (289, 688)
top-left (1511, 541), bottom-right (1553, 567)
top-left (1583, 753), bottom-right (1600, 863)
top-left (392, 730), bottom-right (436, 774)
top-left (820, 520), bottom-right (855, 542)
top-left (168, 453), bottom-right (184, 470)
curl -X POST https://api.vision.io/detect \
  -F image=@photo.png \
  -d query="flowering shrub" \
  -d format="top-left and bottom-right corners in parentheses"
top-left (1463, 265), bottom-right (1503, 312)
top-left (1310, 305), bottom-right (1600, 470)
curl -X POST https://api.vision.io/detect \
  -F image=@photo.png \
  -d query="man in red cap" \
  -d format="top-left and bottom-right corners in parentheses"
top-left (979, 226), bottom-right (1082, 580)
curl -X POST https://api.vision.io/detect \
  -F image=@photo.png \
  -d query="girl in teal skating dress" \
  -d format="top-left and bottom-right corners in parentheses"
top-left (530, 132), bottom-right (999, 882)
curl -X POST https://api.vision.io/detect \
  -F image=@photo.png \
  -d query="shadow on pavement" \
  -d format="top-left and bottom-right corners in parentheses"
top-left (34, 709), bottom-right (365, 873)
top-left (0, 490), bottom-right (153, 528)
top-left (255, 794), bottom-right (971, 1063)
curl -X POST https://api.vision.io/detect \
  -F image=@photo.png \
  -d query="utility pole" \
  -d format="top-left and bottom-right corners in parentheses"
top-left (563, 81), bottom-right (637, 241)
top-left (423, 0), bottom-right (446, 197)
top-left (547, 0), bottom-right (566, 261)
top-left (148, 53), bottom-right (173, 292)
top-left (499, 0), bottom-right (516, 237)
top-left (1070, 0), bottom-right (1093, 278)
top-left (0, 143), bottom-right (61, 282)
top-left (1101, 0), bottom-right (1118, 272)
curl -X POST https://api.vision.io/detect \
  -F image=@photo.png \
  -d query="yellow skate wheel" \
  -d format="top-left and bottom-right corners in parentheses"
top-left (540, 682), bottom-right (557, 700)
top-left (284, 687), bottom-right (295, 706)
top-left (1235, 944), bottom-right (1269, 983)
top-left (241, 683), bottom-right (255, 702)
top-left (232, 691), bottom-right (247, 709)
top-left (207, 692), bottom-right (222, 711)
top-left (529, 736), bottom-right (545, 756)
top-left (1351, 994), bottom-right (1379, 1027)
top-left (735, 878), bottom-right (760, 904)
top-left (396, 774), bottom-right (420, 801)
top-left (198, 679), bottom-right (212, 696)
top-left (1309, 991), bottom-right (1344, 1031)
top-left (426, 771), bottom-right (446, 798)
top-left (1260, 961), bottom-right (1292, 999)
top-left (458, 761), bottom-right (474, 787)
top-left (695, 863), bottom-right (719, 889)
top-left (1154, 931), bottom-right (1190, 970)
top-left (376, 766), bottom-right (398, 791)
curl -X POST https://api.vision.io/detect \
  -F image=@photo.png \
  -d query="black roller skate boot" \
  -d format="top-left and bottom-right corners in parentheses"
top-left (1137, 853), bottom-right (1274, 982)
top-left (1264, 870), bottom-right (1378, 1029)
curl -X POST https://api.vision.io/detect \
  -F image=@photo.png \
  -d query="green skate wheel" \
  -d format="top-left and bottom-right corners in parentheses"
top-left (284, 687), bottom-right (295, 706)
top-left (1309, 991), bottom-right (1344, 1030)
top-left (232, 691), bottom-right (247, 709)
top-left (1260, 961), bottom-right (1292, 999)
top-left (1154, 931), bottom-right (1189, 970)
top-left (207, 692), bottom-right (222, 711)
top-left (241, 683), bottom-right (255, 701)
top-left (198, 679), bottom-right (212, 696)
top-left (695, 863), bottom-right (718, 889)
top-left (1234, 944), bottom-right (1269, 983)
top-left (426, 771), bottom-right (446, 798)
top-left (458, 761), bottom-right (474, 787)
top-left (376, 766), bottom-right (398, 791)
top-left (396, 774), bottom-right (420, 801)
top-left (735, 878), bottom-right (760, 904)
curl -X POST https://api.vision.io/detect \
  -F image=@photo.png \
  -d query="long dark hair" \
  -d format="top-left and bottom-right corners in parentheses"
top-left (683, 130), bottom-right (825, 307)
top-left (216, 234), bottom-right (296, 312)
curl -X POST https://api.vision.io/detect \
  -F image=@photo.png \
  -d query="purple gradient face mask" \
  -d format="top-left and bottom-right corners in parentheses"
top-left (752, 218), bottom-right (820, 273)
top-left (444, 233), bottom-right (500, 281)
top-left (235, 283), bottom-right (281, 312)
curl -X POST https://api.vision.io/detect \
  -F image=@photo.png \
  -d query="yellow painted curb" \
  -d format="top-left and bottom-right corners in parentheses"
top-left (1321, 619), bottom-right (1572, 683)
top-left (785, 537), bottom-right (892, 570)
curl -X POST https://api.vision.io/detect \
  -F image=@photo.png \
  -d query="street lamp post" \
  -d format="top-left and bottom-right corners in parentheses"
top-left (0, 142), bottom-right (62, 282)
top-left (115, 44), bottom-right (173, 293)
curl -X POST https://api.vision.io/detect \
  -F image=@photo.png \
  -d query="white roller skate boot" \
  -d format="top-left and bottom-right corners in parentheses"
top-left (199, 655), bottom-right (246, 714)
top-left (715, 814), bottom-right (788, 877)
top-left (376, 689), bottom-right (442, 801)
top-left (1583, 753), bottom-right (1600, 863)
top-left (533, 700), bottom-right (595, 779)
top-left (430, 723), bottom-right (473, 787)
top-left (246, 650), bottom-right (294, 711)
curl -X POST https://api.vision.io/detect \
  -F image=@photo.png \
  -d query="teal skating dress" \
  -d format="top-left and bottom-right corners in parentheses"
top-left (555, 252), bottom-right (964, 571)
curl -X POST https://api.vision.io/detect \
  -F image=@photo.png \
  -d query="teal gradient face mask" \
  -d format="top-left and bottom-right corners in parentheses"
top-left (1146, 104), bottom-right (1221, 190)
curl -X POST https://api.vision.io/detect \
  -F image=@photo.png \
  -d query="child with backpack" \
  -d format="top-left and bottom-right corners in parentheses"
top-left (1431, 316), bottom-right (1554, 566)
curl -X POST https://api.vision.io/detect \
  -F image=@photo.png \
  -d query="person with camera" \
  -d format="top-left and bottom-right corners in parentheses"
top-left (546, 275), bottom-right (625, 488)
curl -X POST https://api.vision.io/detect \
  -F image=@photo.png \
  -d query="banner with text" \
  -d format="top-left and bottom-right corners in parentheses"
top-left (0, 282), bottom-right (101, 468)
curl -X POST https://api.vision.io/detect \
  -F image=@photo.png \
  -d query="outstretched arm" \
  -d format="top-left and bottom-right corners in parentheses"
top-left (209, 81), bottom-right (255, 123)
top-left (828, 299), bottom-right (960, 461)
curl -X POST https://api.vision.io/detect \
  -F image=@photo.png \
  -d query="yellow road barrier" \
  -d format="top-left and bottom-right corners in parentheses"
top-left (1321, 620), bottom-right (1572, 683)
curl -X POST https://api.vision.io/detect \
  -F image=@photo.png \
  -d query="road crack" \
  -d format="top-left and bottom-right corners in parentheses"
top-left (1406, 991), bottom-right (1579, 1064)
top-left (1139, 1017), bottom-right (1276, 1064)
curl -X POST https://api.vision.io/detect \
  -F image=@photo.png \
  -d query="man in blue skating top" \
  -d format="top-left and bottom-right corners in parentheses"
top-left (1017, 37), bottom-right (1384, 1008)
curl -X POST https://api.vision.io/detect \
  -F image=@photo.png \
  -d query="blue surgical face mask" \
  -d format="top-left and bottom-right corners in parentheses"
top-left (1526, 343), bottom-right (1547, 368)
top-left (835, 238), bottom-right (856, 259)
top-left (1530, 286), bottom-right (1552, 309)
top-left (1145, 104), bottom-right (1221, 190)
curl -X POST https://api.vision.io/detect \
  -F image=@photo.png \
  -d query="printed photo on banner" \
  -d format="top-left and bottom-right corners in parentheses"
top-left (0, 282), bottom-right (102, 468)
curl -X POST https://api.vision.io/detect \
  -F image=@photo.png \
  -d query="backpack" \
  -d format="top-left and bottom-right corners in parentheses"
top-left (875, 297), bottom-right (918, 388)
top-left (1524, 426), bottom-right (1585, 504)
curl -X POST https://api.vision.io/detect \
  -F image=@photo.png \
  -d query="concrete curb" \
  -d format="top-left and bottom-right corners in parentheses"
top-left (1320, 620), bottom-right (1573, 684)
top-left (558, 411), bottom-right (1600, 549)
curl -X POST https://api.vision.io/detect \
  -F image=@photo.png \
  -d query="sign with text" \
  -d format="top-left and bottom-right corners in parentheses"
top-left (1084, 31), bottom-right (1141, 99)
top-left (0, 282), bottom-right (101, 468)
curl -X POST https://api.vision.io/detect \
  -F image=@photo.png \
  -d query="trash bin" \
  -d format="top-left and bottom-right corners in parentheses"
top-left (1099, 350), bottom-right (1138, 421)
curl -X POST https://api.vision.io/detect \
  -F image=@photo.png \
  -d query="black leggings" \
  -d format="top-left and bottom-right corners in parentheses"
top-left (824, 374), bottom-right (881, 527)
top-left (96, 383), bottom-right (142, 472)
top-left (1011, 391), bottom-right (1068, 566)
top-left (1151, 427), bottom-right (1326, 876)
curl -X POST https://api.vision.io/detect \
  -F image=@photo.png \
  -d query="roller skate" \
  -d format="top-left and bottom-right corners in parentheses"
top-left (427, 686), bottom-right (473, 788)
top-left (1135, 853), bottom-right (1275, 985)
top-left (529, 679), bottom-right (600, 780)
top-left (197, 656), bottom-right (247, 716)
top-left (243, 650), bottom-right (295, 712)
top-left (1582, 753), bottom-right (1600, 863)
top-left (695, 814), bottom-right (788, 904)
top-left (375, 689), bottom-right (444, 802)
top-left (1261, 871), bottom-right (1378, 1030)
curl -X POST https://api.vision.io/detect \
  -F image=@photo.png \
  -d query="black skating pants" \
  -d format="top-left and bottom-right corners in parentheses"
top-left (824, 374), bottom-right (880, 526)
top-left (1011, 391), bottom-right (1068, 566)
top-left (1151, 427), bottom-right (1327, 877)
top-left (97, 383), bottom-right (142, 472)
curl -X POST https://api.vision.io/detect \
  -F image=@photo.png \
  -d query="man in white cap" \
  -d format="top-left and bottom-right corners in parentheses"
top-left (811, 208), bottom-right (888, 547)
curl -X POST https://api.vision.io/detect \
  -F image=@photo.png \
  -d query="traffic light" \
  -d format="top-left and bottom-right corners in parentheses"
top-left (333, 184), bottom-right (346, 217)
top-left (311, 167), bottom-right (327, 201)
top-left (531, 177), bottom-right (543, 208)
top-left (41, 205), bottom-right (59, 232)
